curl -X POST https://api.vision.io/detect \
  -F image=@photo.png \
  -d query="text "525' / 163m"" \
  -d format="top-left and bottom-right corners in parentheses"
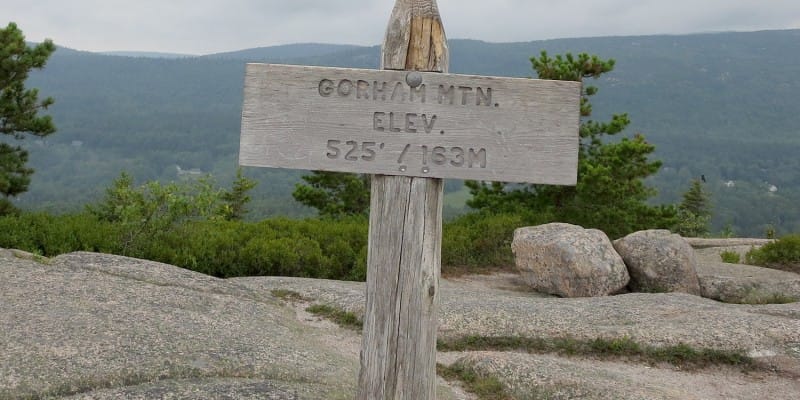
top-left (326, 140), bottom-right (487, 169)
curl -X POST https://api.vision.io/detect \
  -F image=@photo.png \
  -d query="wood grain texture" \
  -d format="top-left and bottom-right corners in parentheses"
top-left (240, 64), bottom-right (581, 185)
top-left (382, 0), bottom-right (448, 71)
top-left (405, 17), bottom-right (447, 71)
top-left (357, 1), bottom-right (445, 399)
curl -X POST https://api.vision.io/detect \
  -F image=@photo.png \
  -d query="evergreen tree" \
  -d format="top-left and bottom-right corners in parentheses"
top-left (680, 179), bottom-right (711, 217)
top-left (292, 172), bottom-right (370, 218)
top-left (466, 52), bottom-right (675, 238)
top-left (673, 179), bottom-right (711, 237)
top-left (218, 168), bottom-right (257, 221)
top-left (0, 23), bottom-right (56, 215)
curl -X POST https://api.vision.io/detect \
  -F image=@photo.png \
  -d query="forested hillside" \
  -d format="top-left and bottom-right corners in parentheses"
top-left (17, 30), bottom-right (800, 235)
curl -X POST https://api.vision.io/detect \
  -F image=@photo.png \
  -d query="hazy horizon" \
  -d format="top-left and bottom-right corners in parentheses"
top-left (7, 0), bottom-right (799, 54)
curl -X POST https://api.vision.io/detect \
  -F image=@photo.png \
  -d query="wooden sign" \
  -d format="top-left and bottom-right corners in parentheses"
top-left (240, 63), bottom-right (581, 185)
top-left (239, 3), bottom-right (582, 398)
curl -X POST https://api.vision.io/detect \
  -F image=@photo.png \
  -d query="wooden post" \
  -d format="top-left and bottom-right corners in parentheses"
top-left (357, 1), bottom-right (448, 399)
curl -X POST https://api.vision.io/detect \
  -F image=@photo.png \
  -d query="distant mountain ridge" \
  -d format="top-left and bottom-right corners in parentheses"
top-left (203, 43), bottom-right (364, 60)
top-left (20, 29), bottom-right (800, 235)
top-left (100, 51), bottom-right (197, 59)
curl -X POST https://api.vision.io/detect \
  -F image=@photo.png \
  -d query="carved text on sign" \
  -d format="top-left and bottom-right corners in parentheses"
top-left (318, 79), bottom-right (496, 107)
top-left (319, 77), bottom-right (497, 138)
top-left (373, 112), bottom-right (439, 134)
top-left (240, 64), bottom-right (581, 184)
top-left (324, 140), bottom-right (487, 171)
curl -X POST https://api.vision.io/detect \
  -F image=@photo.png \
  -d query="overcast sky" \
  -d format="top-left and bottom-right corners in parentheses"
top-left (6, 0), bottom-right (800, 55)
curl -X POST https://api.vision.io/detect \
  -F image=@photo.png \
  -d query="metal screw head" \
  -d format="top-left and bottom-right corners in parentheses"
top-left (406, 72), bottom-right (423, 88)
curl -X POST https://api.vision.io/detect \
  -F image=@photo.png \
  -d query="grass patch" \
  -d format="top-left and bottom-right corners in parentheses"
top-left (8, 249), bottom-right (51, 265)
top-left (437, 362), bottom-right (512, 400)
top-left (305, 304), bottom-right (363, 330)
top-left (588, 336), bottom-right (642, 355)
top-left (270, 289), bottom-right (308, 302)
top-left (437, 335), bottom-right (754, 370)
top-left (298, 304), bottom-right (756, 369)
top-left (31, 254), bottom-right (50, 264)
top-left (647, 343), bottom-right (752, 367)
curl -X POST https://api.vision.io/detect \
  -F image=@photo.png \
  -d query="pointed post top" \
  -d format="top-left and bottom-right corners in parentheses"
top-left (382, 0), bottom-right (449, 72)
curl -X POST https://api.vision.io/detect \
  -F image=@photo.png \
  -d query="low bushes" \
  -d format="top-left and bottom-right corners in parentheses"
top-left (0, 212), bottom-right (369, 281)
top-left (443, 212), bottom-right (524, 270)
top-left (0, 210), bottom-right (531, 280)
top-left (443, 211), bottom-right (552, 272)
top-left (746, 234), bottom-right (800, 273)
top-left (720, 250), bottom-right (741, 264)
top-left (133, 217), bottom-right (370, 280)
top-left (0, 212), bottom-right (119, 255)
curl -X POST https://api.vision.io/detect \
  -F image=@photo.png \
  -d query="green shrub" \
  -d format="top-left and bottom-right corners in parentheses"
top-left (349, 245), bottom-right (368, 281)
top-left (132, 217), bottom-right (369, 280)
top-left (0, 212), bottom-right (119, 256)
top-left (87, 172), bottom-right (230, 255)
top-left (442, 212), bottom-right (539, 272)
top-left (720, 250), bottom-right (741, 264)
top-left (241, 236), bottom-right (325, 277)
top-left (746, 234), bottom-right (800, 273)
top-left (1, 210), bottom-right (369, 281)
top-left (142, 220), bottom-right (253, 277)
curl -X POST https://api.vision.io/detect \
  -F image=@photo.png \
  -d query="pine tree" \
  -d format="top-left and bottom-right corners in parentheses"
top-left (0, 23), bottom-right (56, 215)
top-left (466, 52), bottom-right (675, 238)
top-left (680, 179), bottom-right (711, 218)
top-left (673, 179), bottom-right (711, 237)
top-left (292, 172), bottom-right (370, 218)
top-left (218, 168), bottom-right (257, 221)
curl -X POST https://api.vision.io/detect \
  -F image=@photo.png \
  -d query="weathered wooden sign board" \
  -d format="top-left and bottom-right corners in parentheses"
top-left (240, 64), bottom-right (581, 184)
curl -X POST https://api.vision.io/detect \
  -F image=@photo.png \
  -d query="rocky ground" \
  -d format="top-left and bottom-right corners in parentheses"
top-left (2, 245), bottom-right (800, 399)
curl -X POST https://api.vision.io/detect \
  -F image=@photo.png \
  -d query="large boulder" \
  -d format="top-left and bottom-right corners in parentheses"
top-left (613, 230), bottom-right (702, 295)
top-left (511, 223), bottom-right (630, 297)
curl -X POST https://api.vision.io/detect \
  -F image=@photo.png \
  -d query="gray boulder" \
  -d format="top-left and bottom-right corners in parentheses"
top-left (511, 223), bottom-right (630, 297)
top-left (697, 261), bottom-right (800, 304)
top-left (614, 230), bottom-right (702, 295)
